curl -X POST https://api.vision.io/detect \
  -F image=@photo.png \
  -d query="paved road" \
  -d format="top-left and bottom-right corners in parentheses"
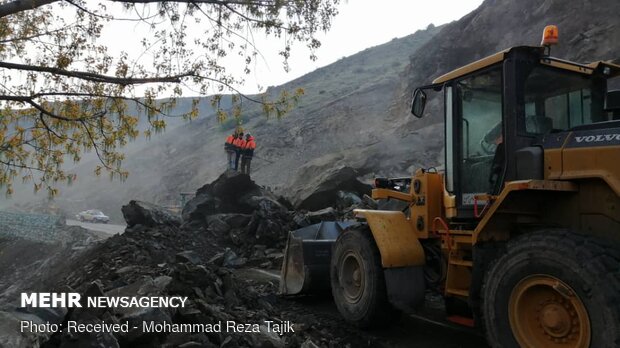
top-left (66, 219), bottom-right (126, 235)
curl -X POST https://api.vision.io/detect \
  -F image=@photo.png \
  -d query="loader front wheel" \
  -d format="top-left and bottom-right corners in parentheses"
top-left (482, 230), bottom-right (620, 348)
top-left (330, 227), bottom-right (398, 328)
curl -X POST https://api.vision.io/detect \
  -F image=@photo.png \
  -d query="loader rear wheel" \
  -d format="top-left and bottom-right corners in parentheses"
top-left (482, 230), bottom-right (620, 348)
top-left (330, 227), bottom-right (399, 328)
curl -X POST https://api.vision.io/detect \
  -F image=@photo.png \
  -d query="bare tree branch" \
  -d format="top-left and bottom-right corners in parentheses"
top-left (0, 61), bottom-right (194, 85)
top-left (0, 0), bottom-right (58, 18)
top-left (108, 0), bottom-right (276, 6)
top-left (0, 25), bottom-right (74, 44)
top-left (31, 91), bottom-right (191, 117)
top-left (79, 119), bottom-right (111, 170)
top-left (0, 94), bottom-right (106, 121)
top-left (63, 0), bottom-right (160, 21)
top-left (0, 0), bottom-right (276, 19)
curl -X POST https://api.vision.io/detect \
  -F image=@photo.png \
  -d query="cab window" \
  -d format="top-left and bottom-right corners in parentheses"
top-left (456, 66), bottom-right (503, 204)
top-left (523, 67), bottom-right (610, 134)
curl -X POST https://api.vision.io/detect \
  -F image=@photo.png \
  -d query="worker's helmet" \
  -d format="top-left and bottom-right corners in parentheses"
top-left (246, 132), bottom-right (251, 138)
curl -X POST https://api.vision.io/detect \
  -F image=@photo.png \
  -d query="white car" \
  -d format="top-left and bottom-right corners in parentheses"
top-left (75, 209), bottom-right (110, 223)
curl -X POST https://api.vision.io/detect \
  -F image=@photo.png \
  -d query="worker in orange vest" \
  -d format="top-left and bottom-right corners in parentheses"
top-left (241, 133), bottom-right (256, 175)
top-left (224, 132), bottom-right (237, 170)
top-left (232, 132), bottom-right (246, 171)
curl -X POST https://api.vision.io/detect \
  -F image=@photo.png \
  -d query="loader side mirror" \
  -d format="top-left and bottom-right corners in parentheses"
top-left (411, 88), bottom-right (427, 118)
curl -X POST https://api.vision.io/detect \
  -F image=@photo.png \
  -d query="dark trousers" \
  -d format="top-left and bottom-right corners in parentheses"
top-left (240, 156), bottom-right (252, 175)
top-left (234, 150), bottom-right (241, 170)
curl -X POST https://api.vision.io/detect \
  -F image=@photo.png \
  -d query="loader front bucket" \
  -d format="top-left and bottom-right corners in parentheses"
top-left (280, 221), bottom-right (355, 295)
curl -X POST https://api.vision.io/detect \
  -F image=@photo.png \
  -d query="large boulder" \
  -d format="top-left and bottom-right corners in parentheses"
top-left (179, 171), bottom-right (295, 255)
top-left (122, 200), bottom-right (181, 227)
top-left (288, 165), bottom-right (372, 211)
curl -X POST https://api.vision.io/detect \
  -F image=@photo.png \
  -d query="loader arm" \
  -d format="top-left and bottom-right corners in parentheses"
top-left (371, 188), bottom-right (415, 202)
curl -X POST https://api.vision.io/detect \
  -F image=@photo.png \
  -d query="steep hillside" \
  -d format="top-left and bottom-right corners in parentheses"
top-left (18, 25), bottom-right (442, 221)
top-left (6, 0), bottom-right (620, 220)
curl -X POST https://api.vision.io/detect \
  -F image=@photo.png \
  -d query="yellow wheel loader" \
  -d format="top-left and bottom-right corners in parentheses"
top-left (281, 26), bottom-right (620, 347)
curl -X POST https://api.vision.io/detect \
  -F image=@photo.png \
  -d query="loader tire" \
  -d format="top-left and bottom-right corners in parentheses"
top-left (482, 230), bottom-right (620, 348)
top-left (330, 227), bottom-right (399, 328)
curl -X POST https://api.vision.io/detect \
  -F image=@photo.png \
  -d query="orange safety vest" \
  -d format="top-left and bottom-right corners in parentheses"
top-left (245, 138), bottom-right (256, 150)
top-left (233, 138), bottom-right (246, 149)
top-left (225, 135), bottom-right (235, 151)
top-left (243, 137), bottom-right (256, 157)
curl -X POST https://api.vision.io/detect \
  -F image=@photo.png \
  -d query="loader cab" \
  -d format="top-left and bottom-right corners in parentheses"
top-left (412, 46), bottom-right (620, 219)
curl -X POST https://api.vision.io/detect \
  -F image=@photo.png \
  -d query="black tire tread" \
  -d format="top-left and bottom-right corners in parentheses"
top-left (330, 227), bottom-right (398, 328)
top-left (481, 230), bottom-right (620, 348)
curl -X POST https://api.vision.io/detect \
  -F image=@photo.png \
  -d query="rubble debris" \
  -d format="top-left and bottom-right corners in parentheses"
top-left (336, 191), bottom-right (362, 209)
top-left (0, 310), bottom-right (51, 348)
top-left (121, 200), bottom-right (181, 227)
top-left (222, 248), bottom-right (247, 268)
top-left (41, 253), bottom-right (381, 348)
top-left (176, 251), bottom-right (202, 265)
top-left (305, 207), bottom-right (337, 224)
top-left (292, 212), bottom-right (311, 228)
top-left (301, 339), bottom-right (320, 348)
top-left (2, 170), bottom-right (387, 348)
top-left (180, 171), bottom-right (296, 267)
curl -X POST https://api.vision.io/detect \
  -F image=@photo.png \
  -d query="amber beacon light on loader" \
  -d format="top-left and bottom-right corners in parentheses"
top-left (280, 26), bottom-right (620, 347)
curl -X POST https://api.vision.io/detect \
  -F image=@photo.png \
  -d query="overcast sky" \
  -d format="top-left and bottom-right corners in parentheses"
top-left (101, 0), bottom-right (484, 95)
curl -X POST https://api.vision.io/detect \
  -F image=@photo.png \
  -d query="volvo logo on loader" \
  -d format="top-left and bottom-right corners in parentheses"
top-left (574, 133), bottom-right (620, 143)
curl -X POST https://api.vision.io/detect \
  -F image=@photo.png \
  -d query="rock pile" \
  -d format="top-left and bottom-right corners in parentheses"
top-left (44, 261), bottom-right (292, 348)
top-left (3, 171), bottom-right (383, 348)
top-left (181, 171), bottom-right (296, 268)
